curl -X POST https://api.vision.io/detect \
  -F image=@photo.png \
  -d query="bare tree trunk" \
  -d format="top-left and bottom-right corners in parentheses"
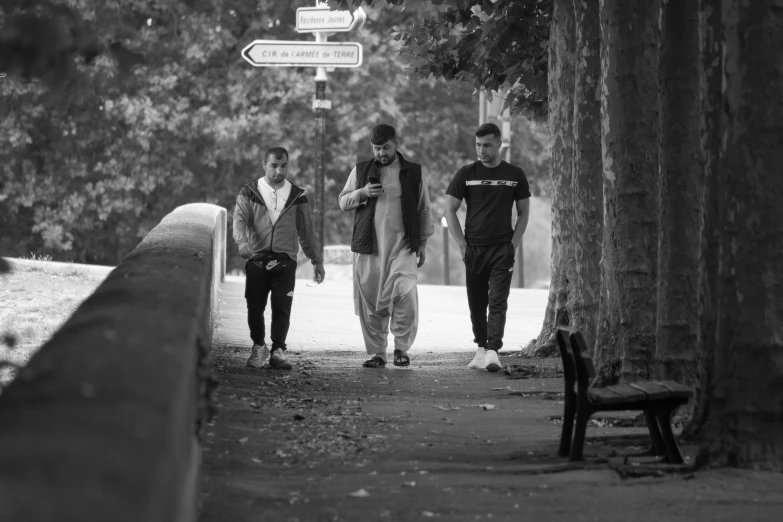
top-left (529, 0), bottom-right (576, 358)
top-left (593, 0), bottom-right (661, 384)
top-left (681, 0), bottom-right (721, 442)
top-left (569, 0), bottom-right (602, 355)
top-left (655, 0), bottom-right (702, 385)
top-left (697, 0), bottom-right (783, 470)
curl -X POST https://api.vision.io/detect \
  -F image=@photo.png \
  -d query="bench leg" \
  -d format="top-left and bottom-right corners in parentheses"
top-left (558, 391), bottom-right (577, 457)
top-left (643, 408), bottom-right (667, 457)
top-left (655, 407), bottom-right (685, 464)
top-left (569, 406), bottom-right (591, 462)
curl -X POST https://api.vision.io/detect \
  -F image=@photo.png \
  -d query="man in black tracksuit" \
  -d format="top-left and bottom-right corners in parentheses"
top-left (444, 123), bottom-right (531, 372)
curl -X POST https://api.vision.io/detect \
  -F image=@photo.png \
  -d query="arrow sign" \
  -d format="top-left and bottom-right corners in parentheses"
top-left (241, 40), bottom-right (363, 68)
top-left (296, 6), bottom-right (366, 33)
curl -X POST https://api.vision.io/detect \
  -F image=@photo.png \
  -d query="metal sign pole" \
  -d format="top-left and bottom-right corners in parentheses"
top-left (502, 108), bottom-right (524, 289)
top-left (242, 2), bottom-right (366, 262)
top-left (314, 32), bottom-right (328, 260)
top-left (441, 217), bottom-right (450, 286)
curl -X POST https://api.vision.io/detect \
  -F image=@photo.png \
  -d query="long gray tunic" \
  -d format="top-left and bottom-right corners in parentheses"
top-left (338, 156), bottom-right (433, 316)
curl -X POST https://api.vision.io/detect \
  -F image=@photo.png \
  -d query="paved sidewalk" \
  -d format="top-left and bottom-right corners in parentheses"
top-left (213, 276), bottom-right (549, 355)
top-left (199, 278), bottom-right (783, 522)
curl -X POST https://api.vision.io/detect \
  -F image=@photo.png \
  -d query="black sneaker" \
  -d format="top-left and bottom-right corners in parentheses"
top-left (269, 351), bottom-right (292, 370)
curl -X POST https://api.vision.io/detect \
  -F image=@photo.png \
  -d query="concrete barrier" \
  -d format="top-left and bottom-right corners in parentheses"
top-left (0, 203), bottom-right (226, 522)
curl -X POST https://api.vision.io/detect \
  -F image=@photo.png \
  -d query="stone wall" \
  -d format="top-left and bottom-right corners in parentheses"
top-left (0, 203), bottom-right (226, 522)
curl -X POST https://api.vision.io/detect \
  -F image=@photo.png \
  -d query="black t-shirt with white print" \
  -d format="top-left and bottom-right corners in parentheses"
top-left (446, 160), bottom-right (532, 245)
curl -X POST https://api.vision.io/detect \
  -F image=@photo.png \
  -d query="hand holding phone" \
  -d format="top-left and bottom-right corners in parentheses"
top-left (364, 175), bottom-right (383, 199)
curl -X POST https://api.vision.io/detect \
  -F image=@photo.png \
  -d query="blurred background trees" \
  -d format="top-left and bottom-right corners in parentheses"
top-left (0, 0), bottom-right (553, 285)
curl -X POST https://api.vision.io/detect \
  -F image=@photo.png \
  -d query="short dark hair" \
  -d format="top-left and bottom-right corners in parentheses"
top-left (370, 124), bottom-right (397, 145)
top-left (476, 123), bottom-right (501, 139)
top-left (265, 146), bottom-right (288, 161)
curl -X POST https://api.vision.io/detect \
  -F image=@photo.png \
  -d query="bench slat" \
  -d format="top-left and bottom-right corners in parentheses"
top-left (628, 381), bottom-right (676, 400)
top-left (652, 380), bottom-right (693, 399)
top-left (588, 383), bottom-right (647, 405)
top-left (582, 355), bottom-right (597, 379)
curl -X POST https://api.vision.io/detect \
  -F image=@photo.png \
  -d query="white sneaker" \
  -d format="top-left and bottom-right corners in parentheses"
top-left (468, 348), bottom-right (486, 369)
top-left (246, 343), bottom-right (269, 368)
top-left (484, 350), bottom-right (501, 372)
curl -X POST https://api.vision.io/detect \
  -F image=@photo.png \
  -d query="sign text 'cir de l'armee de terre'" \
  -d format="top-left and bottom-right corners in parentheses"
top-left (295, 6), bottom-right (367, 33)
top-left (241, 41), bottom-right (363, 68)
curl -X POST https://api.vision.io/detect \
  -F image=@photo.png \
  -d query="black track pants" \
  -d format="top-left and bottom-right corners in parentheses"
top-left (464, 242), bottom-right (515, 352)
top-left (244, 256), bottom-right (297, 351)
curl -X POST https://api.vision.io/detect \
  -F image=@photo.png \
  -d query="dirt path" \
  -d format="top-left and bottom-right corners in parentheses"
top-left (199, 279), bottom-right (783, 522)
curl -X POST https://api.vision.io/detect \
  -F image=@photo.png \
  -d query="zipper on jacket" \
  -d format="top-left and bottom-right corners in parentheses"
top-left (268, 190), bottom-right (305, 252)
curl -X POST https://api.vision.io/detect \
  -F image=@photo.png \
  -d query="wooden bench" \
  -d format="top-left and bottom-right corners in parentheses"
top-left (555, 327), bottom-right (693, 463)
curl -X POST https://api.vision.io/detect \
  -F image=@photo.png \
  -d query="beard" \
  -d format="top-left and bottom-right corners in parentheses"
top-left (376, 153), bottom-right (394, 166)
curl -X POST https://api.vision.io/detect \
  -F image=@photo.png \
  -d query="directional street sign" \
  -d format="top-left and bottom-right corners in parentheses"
top-left (241, 40), bottom-right (363, 68)
top-left (240, 4), bottom-right (367, 266)
top-left (295, 6), bottom-right (366, 33)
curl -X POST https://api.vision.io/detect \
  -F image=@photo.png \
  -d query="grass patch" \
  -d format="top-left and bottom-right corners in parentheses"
top-left (0, 263), bottom-right (105, 387)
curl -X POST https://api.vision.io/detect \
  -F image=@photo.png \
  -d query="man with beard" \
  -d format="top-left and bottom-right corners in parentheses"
top-left (233, 146), bottom-right (325, 370)
top-left (444, 123), bottom-right (531, 372)
top-left (338, 124), bottom-right (433, 368)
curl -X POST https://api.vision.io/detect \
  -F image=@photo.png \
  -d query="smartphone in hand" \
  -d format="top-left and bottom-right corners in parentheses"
top-left (369, 175), bottom-right (381, 186)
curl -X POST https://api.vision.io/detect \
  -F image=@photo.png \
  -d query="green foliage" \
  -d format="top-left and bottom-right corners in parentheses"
top-left (3, 0), bottom-right (543, 272)
top-left (0, 0), bottom-right (144, 87)
top-left (330, 0), bottom-right (552, 119)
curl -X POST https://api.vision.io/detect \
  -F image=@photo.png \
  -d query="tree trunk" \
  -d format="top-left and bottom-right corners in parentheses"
top-left (697, 0), bottom-right (783, 470)
top-left (593, 0), bottom-right (661, 384)
top-left (531, 0), bottom-right (577, 358)
top-left (569, 0), bottom-right (602, 355)
top-left (681, 0), bottom-right (722, 442)
top-left (655, 0), bottom-right (702, 385)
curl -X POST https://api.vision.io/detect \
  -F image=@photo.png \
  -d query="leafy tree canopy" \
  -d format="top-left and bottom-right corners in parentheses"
top-left (0, 0), bottom-right (144, 88)
top-left (1, 0), bottom-right (553, 273)
top-left (330, 0), bottom-right (552, 119)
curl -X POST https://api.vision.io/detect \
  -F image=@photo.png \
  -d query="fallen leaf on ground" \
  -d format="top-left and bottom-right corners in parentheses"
top-left (504, 364), bottom-right (563, 379)
top-left (349, 489), bottom-right (371, 498)
top-left (237, 437), bottom-right (249, 444)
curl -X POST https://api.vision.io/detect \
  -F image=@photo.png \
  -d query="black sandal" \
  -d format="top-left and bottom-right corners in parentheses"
top-left (362, 356), bottom-right (386, 368)
top-left (393, 349), bottom-right (410, 367)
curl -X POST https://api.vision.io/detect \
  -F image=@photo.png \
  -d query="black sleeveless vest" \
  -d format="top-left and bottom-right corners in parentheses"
top-left (351, 152), bottom-right (422, 254)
